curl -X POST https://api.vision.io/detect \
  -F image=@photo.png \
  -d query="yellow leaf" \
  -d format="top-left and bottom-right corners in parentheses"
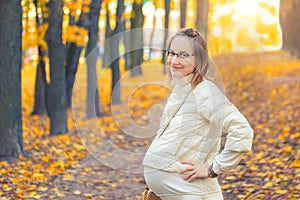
top-left (110, 183), bottom-right (117, 187)
top-left (29, 185), bottom-right (37, 190)
top-left (290, 159), bottom-right (300, 167)
top-left (84, 193), bottom-right (94, 197)
top-left (264, 181), bottom-right (273, 187)
top-left (38, 186), bottom-right (48, 192)
top-left (19, 155), bottom-right (27, 161)
top-left (0, 161), bottom-right (8, 167)
top-left (41, 156), bottom-right (49, 163)
top-left (73, 143), bottom-right (86, 151)
top-left (35, 163), bottom-right (43, 169)
top-left (63, 174), bottom-right (75, 181)
top-left (291, 132), bottom-right (300, 139)
top-left (267, 138), bottom-right (276, 143)
top-left (3, 184), bottom-right (12, 191)
top-left (225, 176), bottom-right (236, 180)
top-left (82, 6), bottom-right (90, 13)
top-left (57, 192), bottom-right (65, 197)
top-left (283, 146), bottom-right (292, 153)
top-left (29, 191), bottom-right (38, 197)
top-left (74, 190), bottom-right (81, 195)
top-left (16, 188), bottom-right (25, 195)
top-left (275, 189), bottom-right (288, 194)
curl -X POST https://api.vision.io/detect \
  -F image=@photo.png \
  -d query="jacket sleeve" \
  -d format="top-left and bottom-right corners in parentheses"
top-left (214, 100), bottom-right (254, 174)
top-left (197, 81), bottom-right (254, 174)
top-left (220, 101), bottom-right (254, 152)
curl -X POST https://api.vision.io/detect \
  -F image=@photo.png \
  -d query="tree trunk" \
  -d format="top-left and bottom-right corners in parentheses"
top-left (31, 47), bottom-right (48, 115)
top-left (45, 0), bottom-right (68, 135)
top-left (0, 0), bottom-right (24, 159)
top-left (180, 0), bottom-right (187, 28)
top-left (66, 9), bottom-right (90, 108)
top-left (110, 0), bottom-right (124, 104)
top-left (32, 0), bottom-right (48, 115)
top-left (129, 1), bottom-right (144, 77)
top-left (66, 43), bottom-right (83, 107)
top-left (279, 0), bottom-right (300, 58)
top-left (86, 0), bottom-right (102, 118)
top-left (102, 13), bottom-right (111, 70)
top-left (124, 19), bottom-right (131, 71)
top-left (162, 0), bottom-right (171, 71)
top-left (196, 0), bottom-right (209, 40)
top-left (148, 14), bottom-right (157, 59)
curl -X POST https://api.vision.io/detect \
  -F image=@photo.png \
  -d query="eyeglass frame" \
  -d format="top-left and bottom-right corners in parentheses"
top-left (165, 49), bottom-right (195, 61)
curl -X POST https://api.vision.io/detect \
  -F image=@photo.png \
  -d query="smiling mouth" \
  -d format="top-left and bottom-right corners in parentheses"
top-left (170, 66), bottom-right (183, 70)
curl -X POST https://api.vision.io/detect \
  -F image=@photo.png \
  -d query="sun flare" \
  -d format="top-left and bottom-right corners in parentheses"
top-left (209, 0), bottom-right (281, 55)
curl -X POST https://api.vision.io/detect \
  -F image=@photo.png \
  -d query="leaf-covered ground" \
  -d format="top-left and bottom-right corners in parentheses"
top-left (0, 51), bottom-right (299, 199)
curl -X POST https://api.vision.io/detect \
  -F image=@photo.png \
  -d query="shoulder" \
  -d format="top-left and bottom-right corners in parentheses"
top-left (192, 79), bottom-right (229, 112)
top-left (193, 79), bottom-right (224, 97)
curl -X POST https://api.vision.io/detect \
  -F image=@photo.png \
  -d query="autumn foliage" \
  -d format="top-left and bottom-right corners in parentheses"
top-left (0, 51), bottom-right (299, 199)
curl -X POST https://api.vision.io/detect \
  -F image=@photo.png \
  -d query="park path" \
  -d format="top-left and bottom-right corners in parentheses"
top-left (51, 154), bottom-right (145, 199)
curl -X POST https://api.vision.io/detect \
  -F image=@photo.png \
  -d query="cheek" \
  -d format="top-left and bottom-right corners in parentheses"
top-left (184, 63), bottom-right (195, 72)
top-left (166, 58), bottom-right (171, 67)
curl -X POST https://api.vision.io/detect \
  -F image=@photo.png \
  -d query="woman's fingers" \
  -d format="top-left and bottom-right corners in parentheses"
top-left (186, 173), bottom-right (198, 182)
top-left (180, 160), bottom-right (194, 165)
top-left (178, 160), bottom-right (195, 174)
top-left (183, 170), bottom-right (200, 182)
top-left (184, 171), bottom-right (195, 181)
top-left (178, 161), bottom-right (210, 182)
top-left (178, 166), bottom-right (194, 174)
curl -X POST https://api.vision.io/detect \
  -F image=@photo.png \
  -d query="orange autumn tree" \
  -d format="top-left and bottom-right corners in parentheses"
top-left (22, 0), bottom-right (100, 134)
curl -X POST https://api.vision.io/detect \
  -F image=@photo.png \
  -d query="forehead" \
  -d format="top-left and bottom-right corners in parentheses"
top-left (169, 36), bottom-right (194, 52)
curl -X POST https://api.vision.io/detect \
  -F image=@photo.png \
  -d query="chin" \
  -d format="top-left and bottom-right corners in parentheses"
top-left (171, 72), bottom-right (185, 78)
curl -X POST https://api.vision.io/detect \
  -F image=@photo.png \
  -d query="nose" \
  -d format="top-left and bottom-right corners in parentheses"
top-left (170, 54), bottom-right (179, 64)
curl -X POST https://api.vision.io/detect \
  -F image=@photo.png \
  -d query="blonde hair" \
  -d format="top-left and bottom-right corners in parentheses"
top-left (165, 28), bottom-right (209, 89)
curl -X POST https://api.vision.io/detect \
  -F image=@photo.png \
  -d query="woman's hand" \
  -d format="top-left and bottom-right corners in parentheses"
top-left (178, 161), bottom-right (210, 182)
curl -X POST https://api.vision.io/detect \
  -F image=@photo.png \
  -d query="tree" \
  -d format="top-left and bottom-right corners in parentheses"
top-left (162, 0), bottom-right (171, 68)
top-left (45, 0), bottom-right (68, 135)
top-left (66, 3), bottom-right (90, 108)
top-left (180, 0), bottom-right (187, 28)
top-left (196, 0), bottom-right (209, 40)
top-left (124, 19), bottom-right (131, 71)
top-left (147, 3), bottom-right (157, 60)
top-left (31, 0), bottom-right (48, 116)
top-left (104, 0), bottom-right (124, 105)
top-left (85, 0), bottom-right (103, 118)
top-left (31, 1), bottom-right (95, 116)
top-left (0, 0), bottom-right (24, 159)
top-left (279, 0), bottom-right (300, 58)
top-left (128, 0), bottom-right (144, 77)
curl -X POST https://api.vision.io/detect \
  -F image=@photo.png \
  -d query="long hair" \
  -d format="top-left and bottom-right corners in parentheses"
top-left (165, 28), bottom-right (210, 89)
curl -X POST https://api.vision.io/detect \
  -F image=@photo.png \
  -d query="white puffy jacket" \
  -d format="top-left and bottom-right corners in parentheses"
top-left (143, 74), bottom-right (254, 175)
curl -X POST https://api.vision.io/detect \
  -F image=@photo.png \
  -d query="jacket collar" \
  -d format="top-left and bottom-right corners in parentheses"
top-left (171, 73), bottom-right (193, 87)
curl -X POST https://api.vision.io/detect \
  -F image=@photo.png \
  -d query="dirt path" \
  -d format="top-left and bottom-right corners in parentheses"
top-left (50, 154), bottom-right (145, 199)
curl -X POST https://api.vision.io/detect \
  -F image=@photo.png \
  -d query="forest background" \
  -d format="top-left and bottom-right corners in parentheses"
top-left (0, 0), bottom-right (299, 199)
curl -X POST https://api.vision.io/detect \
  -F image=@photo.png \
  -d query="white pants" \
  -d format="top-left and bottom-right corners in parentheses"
top-left (144, 166), bottom-right (223, 200)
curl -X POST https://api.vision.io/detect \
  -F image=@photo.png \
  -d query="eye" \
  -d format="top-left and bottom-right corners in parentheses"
top-left (178, 52), bottom-right (190, 59)
top-left (167, 50), bottom-right (176, 56)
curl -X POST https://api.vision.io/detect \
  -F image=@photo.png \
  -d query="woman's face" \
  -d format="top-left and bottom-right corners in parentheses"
top-left (167, 36), bottom-right (196, 78)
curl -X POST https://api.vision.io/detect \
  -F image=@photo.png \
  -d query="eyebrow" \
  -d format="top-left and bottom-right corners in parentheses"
top-left (168, 49), bottom-right (190, 53)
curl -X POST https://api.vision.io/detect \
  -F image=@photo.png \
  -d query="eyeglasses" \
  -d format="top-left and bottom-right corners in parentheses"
top-left (166, 49), bottom-right (195, 60)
